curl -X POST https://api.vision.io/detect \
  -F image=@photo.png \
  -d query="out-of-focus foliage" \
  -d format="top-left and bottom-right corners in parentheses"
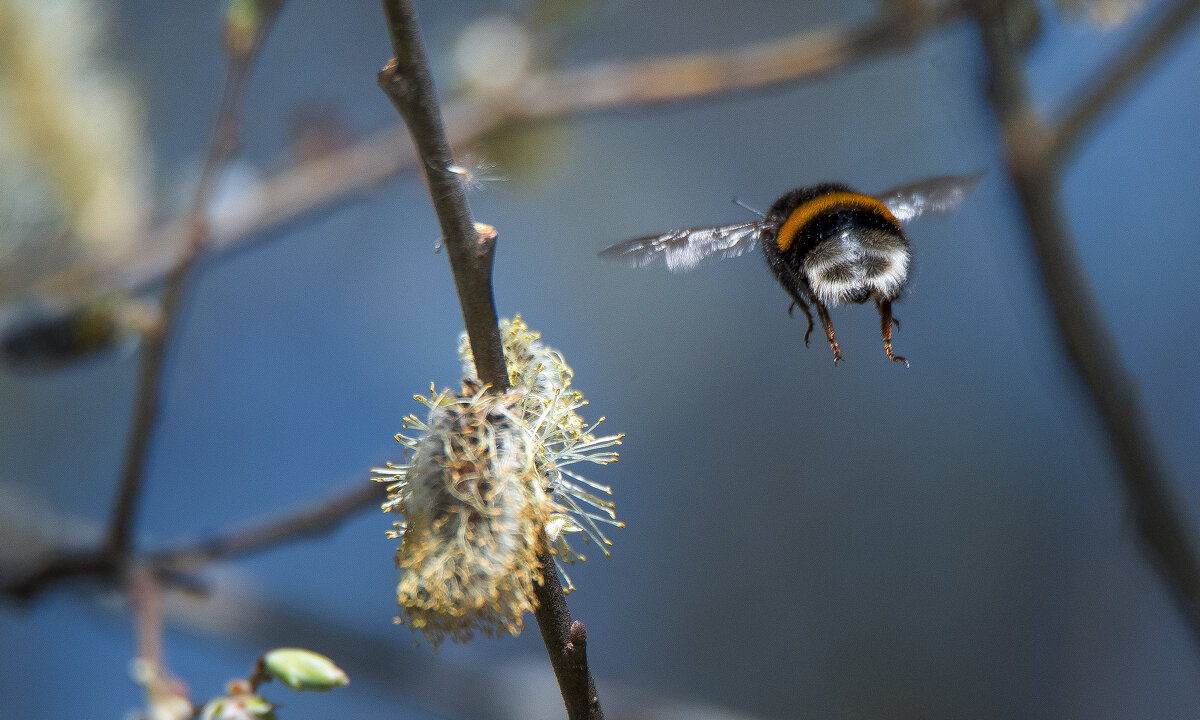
top-left (0, 0), bottom-right (149, 303)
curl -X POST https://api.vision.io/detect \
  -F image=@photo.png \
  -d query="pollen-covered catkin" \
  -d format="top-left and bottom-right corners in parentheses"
top-left (460, 316), bottom-right (624, 587)
top-left (384, 384), bottom-right (548, 645)
top-left (374, 316), bottom-right (623, 645)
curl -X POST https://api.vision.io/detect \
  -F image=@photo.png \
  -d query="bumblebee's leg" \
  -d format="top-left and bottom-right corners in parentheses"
top-left (787, 296), bottom-right (815, 346)
top-left (813, 299), bottom-right (842, 363)
top-left (876, 299), bottom-right (908, 366)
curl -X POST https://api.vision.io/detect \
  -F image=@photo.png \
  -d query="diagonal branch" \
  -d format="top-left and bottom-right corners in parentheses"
top-left (377, 2), bottom-right (602, 718)
top-left (30, 1), bottom-right (971, 314)
top-left (1049, 0), bottom-right (1200, 165)
top-left (149, 480), bottom-right (384, 568)
top-left (974, 0), bottom-right (1200, 651)
top-left (2, 479), bottom-right (384, 599)
top-left (378, 1), bottom-right (507, 391)
top-left (104, 0), bottom-right (288, 559)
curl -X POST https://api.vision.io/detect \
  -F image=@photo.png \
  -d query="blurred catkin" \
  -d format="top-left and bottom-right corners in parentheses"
top-left (0, 0), bottom-right (148, 297)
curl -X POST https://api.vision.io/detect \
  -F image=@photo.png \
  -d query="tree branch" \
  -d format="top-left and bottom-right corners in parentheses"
top-left (24, 1), bottom-right (970, 315)
top-left (1, 2), bottom-right (289, 600)
top-left (149, 480), bottom-right (384, 568)
top-left (377, 2), bottom-right (602, 717)
top-left (1049, 0), bottom-right (1200, 165)
top-left (2, 478), bottom-right (384, 600)
top-left (2, 549), bottom-right (117, 600)
top-left (104, 1), bottom-right (286, 559)
top-left (377, 0), bottom-right (507, 391)
top-left (973, 0), bottom-right (1200, 651)
top-left (533, 564), bottom-right (603, 720)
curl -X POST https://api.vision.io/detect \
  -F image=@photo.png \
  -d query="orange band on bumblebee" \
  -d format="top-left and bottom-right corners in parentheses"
top-left (775, 192), bottom-right (899, 253)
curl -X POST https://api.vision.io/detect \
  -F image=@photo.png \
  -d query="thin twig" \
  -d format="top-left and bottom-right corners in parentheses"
top-left (23, 1), bottom-right (971, 312)
top-left (973, 0), bottom-right (1200, 650)
top-left (3, 479), bottom-right (384, 599)
top-left (104, 1), bottom-right (286, 559)
top-left (129, 564), bottom-right (167, 670)
top-left (378, 1), bottom-right (507, 390)
top-left (2, 549), bottom-right (117, 599)
top-left (1, 3), bottom-right (288, 600)
top-left (149, 480), bottom-right (384, 568)
top-left (534, 566), bottom-right (603, 720)
top-left (1049, 0), bottom-right (1200, 165)
top-left (377, 2), bottom-right (602, 717)
top-left (499, 0), bottom-right (968, 116)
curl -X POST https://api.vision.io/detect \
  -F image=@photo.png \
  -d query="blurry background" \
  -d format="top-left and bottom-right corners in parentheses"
top-left (2, 0), bottom-right (1200, 718)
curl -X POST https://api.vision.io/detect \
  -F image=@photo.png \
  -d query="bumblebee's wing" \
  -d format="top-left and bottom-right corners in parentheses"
top-left (598, 220), bottom-right (770, 272)
top-left (875, 171), bottom-right (985, 223)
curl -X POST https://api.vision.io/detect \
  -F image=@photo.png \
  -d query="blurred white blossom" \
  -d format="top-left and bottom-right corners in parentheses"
top-left (0, 0), bottom-right (149, 299)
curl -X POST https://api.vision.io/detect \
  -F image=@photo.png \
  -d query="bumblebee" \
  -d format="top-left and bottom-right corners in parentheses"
top-left (1, 295), bottom-right (157, 370)
top-left (599, 172), bottom-right (983, 364)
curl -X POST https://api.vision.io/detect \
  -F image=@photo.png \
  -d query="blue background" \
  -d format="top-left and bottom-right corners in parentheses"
top-left (2, 1), bottom-right (1199, 718)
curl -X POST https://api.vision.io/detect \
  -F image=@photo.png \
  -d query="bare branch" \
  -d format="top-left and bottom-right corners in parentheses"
top-left (973, 0), bottom-right (1200, 651)
top-left (1050, 0), bottom-right (1200, 165)
top-left (30, 1), bottom-right (970, 314)
top-left (149, 480), bottom-right (384, 568)
top-left (3, 479), bottom-right (382, 599)
top-left (534, 569), bottom-right (604, 720)
top-left (2, 549), bottom-right (116, 600)
top-left (378, 1), bottom-right (507, 392)
top-left (103, 2), bottom-right (287, 559)
top-left (377, 1), bottom-right (608, 717)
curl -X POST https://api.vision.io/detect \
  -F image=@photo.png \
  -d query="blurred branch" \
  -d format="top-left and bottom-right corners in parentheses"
top-left (3, 1), bottom-right (288, 599)
top-left (2, 549), bottom-right (117, 599)
top-left (149, 480), bottom-right (384, 568)
top-left (492, 0), bottom-right (968, 116)
top-left (377, 1), bottom-right (605, 717)
top-left (130, 565), bottom-right (166, 668)
top-left (2, 478), bottom-right (382, 599)
top-left (43, 0), bottom-right (970, 307)
top-left (105, 0), bottom-right (286, 558)
top-left (973, 0), bottom-right (1200, 650)
top-left (1049, 0), bottom-right (1200, 165)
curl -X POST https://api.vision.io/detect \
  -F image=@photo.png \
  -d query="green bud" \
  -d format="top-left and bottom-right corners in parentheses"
top-left (260, 648), bottom-right (349, 692)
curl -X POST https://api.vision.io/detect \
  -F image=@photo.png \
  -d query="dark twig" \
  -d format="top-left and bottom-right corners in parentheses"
top-left (2, 550), bottom-right (118, 600)
top-left (378, 0), bottom-right (507, 390)
top-left (2, 3), bottom-right (288, 600)
top-left (974, 0), bottom-right (1200, 650)
top-left (149, 480), bottom-right (384, 568)
top-left (105, 1), bottom-right (286, 559)
top-left (377, 2), bottom-right (602, 717)
top-left (3, 479), bottom-right (384, 599)
top-left (531, 555), bottom-right (603, 720)
top-left (22, 1), bottom-right (972, 320)
top-left (1049, 0), bottom-right (1200, 165)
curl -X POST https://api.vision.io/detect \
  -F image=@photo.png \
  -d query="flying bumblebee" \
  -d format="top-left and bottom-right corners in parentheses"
top-left (1, 295), bottom-right (158, 370)
top-left (599, 172), bottom-right (983, 365)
